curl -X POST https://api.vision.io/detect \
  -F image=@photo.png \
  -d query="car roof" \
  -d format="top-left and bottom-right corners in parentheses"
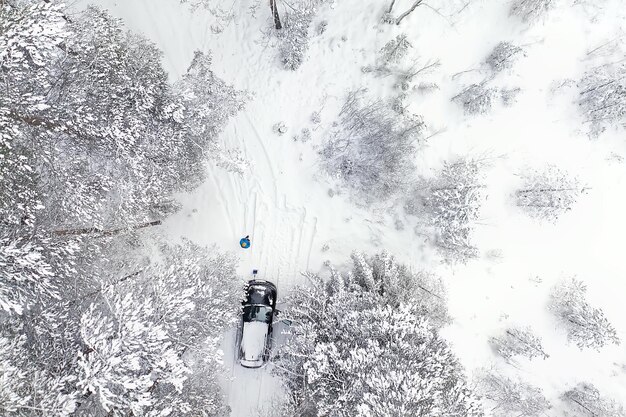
top-left (244, 280), bottom-right (277, 307)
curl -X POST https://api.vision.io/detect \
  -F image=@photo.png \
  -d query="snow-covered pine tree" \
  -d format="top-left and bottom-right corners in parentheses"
top-left (549, 278), bottom-right (620, 350)
top-left (489, 326), bottom-right (549, 361)
top-left (1, 1), bottom-right (245, 415)
top-left (275, 254), bottom-right (481, 416)
top-left (2, 2), bottom-right (247, 234)
top-left (75, 243), bottom-right (237, 416)
top-left (349, 251), bottom-right (450, 327)
top-left (0, 321), bottom-right (81, 416)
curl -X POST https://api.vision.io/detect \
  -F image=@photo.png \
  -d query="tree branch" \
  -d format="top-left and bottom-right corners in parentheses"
top-left (396, 0), bottom-right (424, 25)
top-left (53, 220), bottom-right (162, 237)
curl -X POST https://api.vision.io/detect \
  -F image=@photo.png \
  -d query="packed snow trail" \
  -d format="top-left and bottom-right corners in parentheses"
top-left (174, 110), bottom-right (319, 416)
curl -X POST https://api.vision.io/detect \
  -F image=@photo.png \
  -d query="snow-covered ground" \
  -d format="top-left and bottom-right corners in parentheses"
top-left (74, 0), bottom-right (626, 415)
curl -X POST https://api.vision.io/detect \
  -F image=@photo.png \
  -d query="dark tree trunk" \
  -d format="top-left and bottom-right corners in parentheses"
top-left (270, 0), bottom-right (282, 29)
top-left (396, 0), bottom-right (424, 25)
top-left (53, 220), bottom-right (162, 237)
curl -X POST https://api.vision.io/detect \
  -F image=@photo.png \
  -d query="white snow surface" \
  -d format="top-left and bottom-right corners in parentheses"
top-left (74, 0), bottom-right (626, 415)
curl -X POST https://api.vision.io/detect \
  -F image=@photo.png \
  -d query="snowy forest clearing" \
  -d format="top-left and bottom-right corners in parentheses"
top-left (2, 0), bottom-right (626, 415)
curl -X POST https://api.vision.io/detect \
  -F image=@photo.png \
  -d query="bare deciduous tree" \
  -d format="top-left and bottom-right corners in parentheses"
top-left (515, 166), bottom-right (586, 222)
top-left (453, 83), bottom-right (497, 115)
top-left (320, 90), bottom-right (424, 202)
top-left (477, 370), bottom-right (552, 417)
top-left (562, 383), bottom-right (626, 417)
top-left (411, 159), bottom-right (486, 263)
top-left (579, 63), bottom-right (626, 136)
top-left (549, 279), bottom-right (620, 350)
top-left (489, 326), bottom-right (549, 361)
top-left (486, 41), bottom-right (526, 73)
top-left (510, 0), bottom-right (556, 21)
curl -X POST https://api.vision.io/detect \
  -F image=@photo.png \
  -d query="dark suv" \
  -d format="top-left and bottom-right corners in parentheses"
top-left (237, 279), bottom-right (277, 368)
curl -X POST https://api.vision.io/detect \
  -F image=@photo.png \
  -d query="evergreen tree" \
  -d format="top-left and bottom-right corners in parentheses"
top-left (275, 254), bottom-right (481, 417)
top-left (0, 1), bottom-right (245, 415)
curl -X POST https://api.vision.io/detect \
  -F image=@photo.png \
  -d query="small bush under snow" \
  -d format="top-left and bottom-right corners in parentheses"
top-left (453, 84), bottom-right (497, 115)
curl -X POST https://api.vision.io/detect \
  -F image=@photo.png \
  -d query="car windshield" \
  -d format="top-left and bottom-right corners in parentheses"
top-left (243, 305), bottom-right (273, 323)
top-left (245, 284), bottom-right (275, 306)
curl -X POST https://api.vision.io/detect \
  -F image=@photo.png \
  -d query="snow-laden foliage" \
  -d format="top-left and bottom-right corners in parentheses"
top-left (275, 0), bottom-right (338, 70)
top-left (380, 34), bottom-right (413, 65)
top-left (515, 166), bottom-right (585, 222)
top-left (1, 239), bottom-right (240, 417)
top-left (477, 370), bottom-right (551, 417)
top-left (321, 90), bottom-right (424, 202)
top-left (348, 251), bottom-right (450, 327)
top-left (0, 317), bottom-right (82, 417)
top-left (0, 0), bottom-right (244, 313)
top-left (500, 87), bottom-right (521, 106)
top-left (413, 159), bottom-right (485, 263)
top-left (1, 2), bottom-right (244, 415)
top-left (275, 253), bottom-right (481, 417)
top-left (0, 1), bottom-right (65, 229)
top-left (176, 51), bottom-right (248, 175)
top-left (510, 0), bottom-right (556, 21)
top-left (78, 294), bottom-right (187, 415)
top-left (1, 2), bottom-right (246, 233)
top-left (579, 63), bottom-right (626, 136)
top-left (0, 234), bottom-right (79, 315)
top-left (489, 326), bottom-right (549, 361)
top-left (486, 42), bottom-right (525, 73)
top-left (453, 84), bottom-right (497, 115)
top-left (278, 5), bottom-right (315, 70)
top-left (77, 241), bottom-right (240, 416)
top-left (362, 34), bottom-right (440, 92)
top-left (549, 278), bottom-right (620, 350)
top-left (562, 382), bottom-right (626, 417)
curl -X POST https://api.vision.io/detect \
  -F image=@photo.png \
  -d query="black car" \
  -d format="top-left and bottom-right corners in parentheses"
top-left (237, 279), bottom-right (277, 368)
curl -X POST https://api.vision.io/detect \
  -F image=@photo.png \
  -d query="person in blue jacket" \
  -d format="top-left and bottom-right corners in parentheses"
top-left (240, 235), bottom-right (251, 249)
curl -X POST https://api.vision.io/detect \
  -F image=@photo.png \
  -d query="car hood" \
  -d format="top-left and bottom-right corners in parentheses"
top-left (240, 321), bottom-right (269, 367)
